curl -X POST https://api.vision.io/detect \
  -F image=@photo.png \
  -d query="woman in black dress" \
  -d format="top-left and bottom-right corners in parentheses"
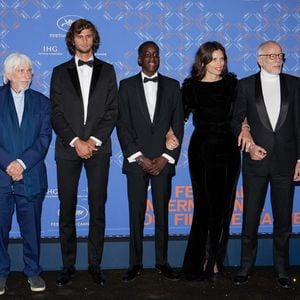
top-left (179, 41), bottom-right (241, 281)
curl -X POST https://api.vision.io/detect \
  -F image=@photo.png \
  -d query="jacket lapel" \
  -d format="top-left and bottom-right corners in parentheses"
top-left (67, 58), bottom-right (82, 100)
top-left (88, 58), bottom-right (103, 100)
top-left (152, 73), bottom-right (163, 126)
top-left (275, 74), bottom-right (289, 131)
top-left (7, 90), bottom-right (19, 130)
top-left (86, 58), bottom-right (103, 120)
top-left (255, 73), bottom-right (273, 131)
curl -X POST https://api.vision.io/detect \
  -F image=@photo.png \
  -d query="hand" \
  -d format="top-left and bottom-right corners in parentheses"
top-left (135, 155), bottom-right (152, 173)
top-left (293, 161), bottom-right (300, 182)
top-left (136, 155), bottom-right (154, 174)
top-left (238, 127), bottom-right (255, 152)
top-left (74, 139), bottom-right (93, 159)
top-left (166, 129), bottom-right (179, 150)
top-left (11, 173), bottom-right (23, 181)
top-left (6, 160), bottom-right (24, 181)
top-left (166, 135), bottom-right (179, 150)
top-left (248, 144), bottom-right (267, 160)
top-left (150, 156), bottom-right (168, 176)
top-left (87, 138), bottom-right (98, 153)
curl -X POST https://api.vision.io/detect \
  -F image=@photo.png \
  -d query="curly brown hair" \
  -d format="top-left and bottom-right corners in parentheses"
top-left (66, 19), bottom-right (100, 55)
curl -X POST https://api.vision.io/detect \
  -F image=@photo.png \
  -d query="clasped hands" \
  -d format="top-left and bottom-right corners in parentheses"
top-left (138, 155), bottom-right (168, 176)
top-left (74, 138), bottom-right (98, 159)
top-left (6, 160), bottom-right (24, 181)
top-left (138, 128), bottom-right (179, 176)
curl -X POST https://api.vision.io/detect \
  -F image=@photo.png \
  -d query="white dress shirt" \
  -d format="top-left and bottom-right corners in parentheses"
top-left (76, 56), bottom-right (93, 125)
top-left (127, 72), bottom-right (174, 164)
top-left (142, 72), bottom-right (158, 122)
top-left (70, 56), bottom-right (101, 147)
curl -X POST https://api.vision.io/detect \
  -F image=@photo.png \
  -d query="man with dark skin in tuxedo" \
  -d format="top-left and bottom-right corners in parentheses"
top-left (117, 41), bottom-right (184, 282)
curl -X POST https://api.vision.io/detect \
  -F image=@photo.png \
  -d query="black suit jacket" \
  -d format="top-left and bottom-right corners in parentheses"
top-left (50, 57), bottom-right (118, 160)
top-left (117, 73), bottom-right (184, 175)
top-left (232, 72), bottom-right (300, 176)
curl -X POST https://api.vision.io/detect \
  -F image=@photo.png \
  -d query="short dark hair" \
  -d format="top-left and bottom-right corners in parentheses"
top-left (191, 41), bottom-right (228, 81)
top-left (138, 41), bottom-right (159, 56)
top-left (66, 19), bottom-right (100, 55)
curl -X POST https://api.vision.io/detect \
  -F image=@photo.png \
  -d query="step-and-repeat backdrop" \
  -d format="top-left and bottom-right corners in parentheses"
top-left (0, 0), bottom-right (299, 238)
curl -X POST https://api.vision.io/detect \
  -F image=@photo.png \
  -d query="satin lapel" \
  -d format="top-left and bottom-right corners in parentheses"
top-left (88, 59), bottom-right (103, 100)
top-left (152, 74), bottom-right (163, 126)
top-left (67, 59), bottom-right (82, 99)
top-left (255, 73), bottom-right (273, 131)
top-left (136, 74), bottom-right (152, 125)
top-left (275, 74), bottom-right (289, 131)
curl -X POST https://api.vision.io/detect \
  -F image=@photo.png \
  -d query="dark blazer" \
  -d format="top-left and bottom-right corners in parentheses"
top-left (0, 84), bottom-right (52, 196)
top-left (50, 57), bottom-right (118, 160)
top-left (232, 72), bottom-right (300, 176)
top-left (117, 72), bottom-right (184, 175)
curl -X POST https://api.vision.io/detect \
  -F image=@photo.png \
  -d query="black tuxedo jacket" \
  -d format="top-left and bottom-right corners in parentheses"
top-left (232, 72), bottom-right (300, 176)
top-left (50, 57), bottom-right (118, 160)
top-left (117, 72), bottom-right (184, 175)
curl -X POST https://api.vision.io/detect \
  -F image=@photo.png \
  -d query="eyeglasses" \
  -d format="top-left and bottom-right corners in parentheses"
top-left (259, 53), bottom-right (285, 60)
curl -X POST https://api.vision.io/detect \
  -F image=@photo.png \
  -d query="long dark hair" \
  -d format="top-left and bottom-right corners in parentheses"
top-left (191, 41), bottom-right (228, 80)
top-left (66, 19), bottom-right (100, 55)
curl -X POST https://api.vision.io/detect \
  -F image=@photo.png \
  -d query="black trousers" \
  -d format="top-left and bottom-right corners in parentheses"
top-left (240, 169), bottom-right (294, 275)
top-left (56, 155), bottom-right (110, 268)
top-left (126, 172), bottom-right (172, 267)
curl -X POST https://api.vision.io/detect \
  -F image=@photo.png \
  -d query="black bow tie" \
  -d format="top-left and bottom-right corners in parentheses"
top-left (144, 76), bottom-right (158, 83)
top-left (78, 59), bottom-right (94, 67)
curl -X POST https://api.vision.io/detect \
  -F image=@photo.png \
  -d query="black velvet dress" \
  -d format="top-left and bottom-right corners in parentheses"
top-left (181, 73), bottom-right (241, 280)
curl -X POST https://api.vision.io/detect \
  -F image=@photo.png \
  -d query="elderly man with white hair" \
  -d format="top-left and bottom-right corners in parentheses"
top-left (232, 41), bottom-right (300, 288)
top-left (0, 53), bottom-right (51, 294)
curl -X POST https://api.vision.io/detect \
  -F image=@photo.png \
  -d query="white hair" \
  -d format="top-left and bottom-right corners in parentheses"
top-left (3, 52), bottom-right (33, 84)
top-left (257, 40), bottom-right (282, 55)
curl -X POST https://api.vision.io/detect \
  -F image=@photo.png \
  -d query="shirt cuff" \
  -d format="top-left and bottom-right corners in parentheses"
top-left (16, 159), bottom-right (26, 170)
top-left (128, 151), bottom-right (143, 163)
top-left (90, 136), bottom-right (102, 146)
top-left (70, 137), bottom-right (79, 147)
top-left (162, 153), bottom-right (175, 164)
